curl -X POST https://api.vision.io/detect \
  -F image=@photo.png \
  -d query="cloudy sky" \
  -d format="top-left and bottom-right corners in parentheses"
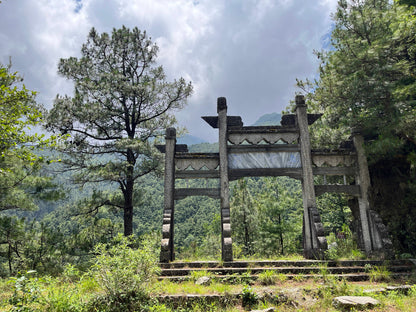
top-left (0, 0), bottom-right (337, 142)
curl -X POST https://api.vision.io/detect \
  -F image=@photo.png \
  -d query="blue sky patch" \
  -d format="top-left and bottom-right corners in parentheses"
top-left (74, 0), bottom-right (82, 13)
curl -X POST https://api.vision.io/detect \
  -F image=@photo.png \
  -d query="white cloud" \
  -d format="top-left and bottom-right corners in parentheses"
top-left (0, 0), bottom-right (338, 142)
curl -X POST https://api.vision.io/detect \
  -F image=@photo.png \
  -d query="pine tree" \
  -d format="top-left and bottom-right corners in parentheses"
top-left (46, 27), bottom-right (192, 236)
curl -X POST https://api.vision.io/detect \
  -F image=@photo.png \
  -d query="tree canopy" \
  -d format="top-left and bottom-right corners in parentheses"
top-left (46, 26), bottom-right (193, 236)
top-left (0, 63), bottom-right (58, 211)
top-left (298, 0), bottom-right (416, 162)
top-left (297, 0), bottom-right (416, 254)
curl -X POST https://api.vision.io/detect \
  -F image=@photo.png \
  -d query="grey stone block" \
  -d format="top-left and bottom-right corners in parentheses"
top-left (333, 296), bottom-right (380, 310)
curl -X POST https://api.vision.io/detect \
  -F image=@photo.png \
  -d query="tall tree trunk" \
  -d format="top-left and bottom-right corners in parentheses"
top-left (124, 175), bottom-right (134, 236)
top-left (278, 214), bottom-right (284, 255)
top-left (124, 148), bottom-right (135, 236)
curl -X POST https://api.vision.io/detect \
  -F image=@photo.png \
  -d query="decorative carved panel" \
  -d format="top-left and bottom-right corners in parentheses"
top-left (175, 158), bottom-right (219, 170)
top-left (229, 152), bottom-right (301, 169)
top-left (312, 155), bottom-right (356, 167)
top-left (228, 132), bottom-right (299, 145)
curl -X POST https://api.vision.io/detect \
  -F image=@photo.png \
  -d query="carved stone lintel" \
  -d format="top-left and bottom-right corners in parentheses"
top-left (175, 158), bottom-right (219, 170)
top-left (228, 132), bottom-right (299, 145)
top-left (312, 155), bottom-right (356, 167)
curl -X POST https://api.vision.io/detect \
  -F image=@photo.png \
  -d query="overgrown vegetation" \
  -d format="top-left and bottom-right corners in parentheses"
top-left (296, 0), bottom-right (416, 255)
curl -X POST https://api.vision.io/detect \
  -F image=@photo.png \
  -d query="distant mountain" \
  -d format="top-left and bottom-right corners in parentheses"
top-left (252, 112), bottom-right (282, 126)
top-left (177, 134), bottom-right (207, 145)
top-left (180, 113), bottom-right (282, 153)
top-left (189, 142), bottom-right (219, 153)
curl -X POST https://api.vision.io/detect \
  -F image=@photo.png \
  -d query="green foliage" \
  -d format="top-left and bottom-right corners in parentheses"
top-left (367, 265), bottom-right (392, 282)
top-left (316, 192), bottom-right (351, 234)
top-left (90, 233), bottom-right (160, 298)
top-left (174, 179), bottom-right (221, 259)
top-left (0, 64), bottom-right (61, 212)
top-left (46, 26), bottom-right (192, 236)
top-left (295, 0), bottom-right (416, 257)
top-left (298, 0), bottom-right (416, 159)
top-left (255, 177), bottom-right (303, 257)
top-left (257, 270), bottom-right (280, 285)
top-left (325, 224), bottom-right (364, 260)
top-left (231, 179), bottom-right (258, 256)
top-left (8, 270), bottom-right (43, 311)
top-left (241, 285), bottom-right (258, 309)
top-left (62, 264), bottom-right (81, 283)
top-left (0, 64), bottom-right (41, 155)
top-left (0, 216), bottom-right (67, 276)
top-left (230, 177), bottom-right (306, 259)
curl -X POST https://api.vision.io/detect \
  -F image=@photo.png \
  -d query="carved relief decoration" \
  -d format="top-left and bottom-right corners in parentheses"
top-left (175, 158), bottom-right (219, 170)
top-left (312, 155), bottom-right (356, 167)
top-left (228, 132), bottom-right (299, 145)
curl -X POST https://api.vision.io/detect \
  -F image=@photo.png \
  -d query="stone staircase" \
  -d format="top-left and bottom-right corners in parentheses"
top-left (159, 259), bottom-right (416, 282)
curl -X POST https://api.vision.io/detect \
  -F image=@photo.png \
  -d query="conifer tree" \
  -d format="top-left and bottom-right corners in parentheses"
top-left (0, 64), bottom-right (58, 211)
top-left (47, 27), bottom-right (192, 236)
top-left (297, 0), bottom-right (416, 254)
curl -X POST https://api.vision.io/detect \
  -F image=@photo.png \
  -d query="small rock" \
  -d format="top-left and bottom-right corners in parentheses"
top-left (250, 308), bottom-right (276, 312)
top-left (333, 296), bottom-right (380, 310)
top-left (386, 285), bottom-right (413, 295)
top-left (328, 242), bottom-right (338, 250)
top-left (195, 276), bottom-right (211, 285)
top-left (362, 288), bottom-right (386, 294)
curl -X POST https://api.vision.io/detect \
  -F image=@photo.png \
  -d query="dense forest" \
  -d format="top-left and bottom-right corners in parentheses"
top-left (1, 0), bottom-right (416, 283)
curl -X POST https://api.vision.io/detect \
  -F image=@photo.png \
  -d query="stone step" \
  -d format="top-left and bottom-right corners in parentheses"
top-left (159, 265), bottom-right (412, 276)
top-left (158, 259), bottom-right (416, 282)
top-left (160, 259), bottom-right (414, 269)
top-left (158, 272), bottom-right (413, 283)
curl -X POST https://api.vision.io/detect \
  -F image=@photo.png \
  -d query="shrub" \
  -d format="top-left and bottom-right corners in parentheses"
top-left (368, 265), bottom-right (391, 282)
top-left (325, 224), bottom-right (364, 260)
top-left (258, 270), bottom-right (277, 285)
top-left (90, 234), bottom-right (160, 299)
top-left (8, 270), bottom-right (44, 312)
top-left (241, 285), bottom-right (258, 309)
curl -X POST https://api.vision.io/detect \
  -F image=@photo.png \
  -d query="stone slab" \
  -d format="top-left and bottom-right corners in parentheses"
top-left (195, 276), bottom-right (211, 285)
top-left (333, 296), bottom-right (380, 309)
top-left (250, 308), bottom-right (276, 312)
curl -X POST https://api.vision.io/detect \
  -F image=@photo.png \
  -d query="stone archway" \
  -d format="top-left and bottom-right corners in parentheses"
top-left (156, 95), bottom-right (392, 262)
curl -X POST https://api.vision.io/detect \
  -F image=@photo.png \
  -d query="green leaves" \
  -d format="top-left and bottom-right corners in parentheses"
top-left (298, 0), bottom-right (416, 161)
top-left (0, 65), bottom-right (41, 155)
top-left (91, 234), bottom-right (159, 298)
top-left (47, 26), bottom-right (192, 235)
top-left (0, 64), bottom-right (61, 212)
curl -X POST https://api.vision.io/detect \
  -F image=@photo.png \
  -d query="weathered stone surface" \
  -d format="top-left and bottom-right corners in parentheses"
top-left (328, 242), bottom-right (338, 250)
top-left (223, 223), bottom-right (231, 236)
top-left (386, 285), bottom-right (413, 294)
top-left (195, 276), bottom-right (211, 285)
top-left (362, 288), bottom-right (386, 294)
top-left (250, 308), bottom-right (275, 312)
top-left (333, 296), bottom-right (380, 310)
top-left (159, 96), bottom-right (392, 263)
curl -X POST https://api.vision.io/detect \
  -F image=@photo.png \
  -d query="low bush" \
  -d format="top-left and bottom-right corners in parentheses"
top-left (91, 233), bottom-right (160, 298)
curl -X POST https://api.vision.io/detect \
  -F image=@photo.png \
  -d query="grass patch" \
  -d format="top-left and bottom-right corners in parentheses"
top-left (2, 275), bottom-right (416, 311)
top-left (368, 265), bottom-right (392, 282)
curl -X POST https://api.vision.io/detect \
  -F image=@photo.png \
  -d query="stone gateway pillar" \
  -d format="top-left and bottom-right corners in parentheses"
top-left (217, 97), bottom-right (233, 262)
top-left (160, 128), bottom-right (176, 262)
top-left (295, 95), bottom-right (327, 258)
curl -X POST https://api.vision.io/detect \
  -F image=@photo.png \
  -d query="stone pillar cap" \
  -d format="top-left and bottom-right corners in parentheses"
top-left (166, 127), bottom-right (176, 139)
top-left (295, 95), bottom-right (306, 107)
top-left (217, 97), bottom-right (227, 113)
